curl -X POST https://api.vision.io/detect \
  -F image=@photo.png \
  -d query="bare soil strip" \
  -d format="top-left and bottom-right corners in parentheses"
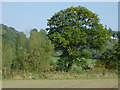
top-left (2, 79), bottom-right (118, 88)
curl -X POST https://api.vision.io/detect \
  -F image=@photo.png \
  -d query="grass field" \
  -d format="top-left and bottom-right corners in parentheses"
top-left (2, 78), bottom-right (118, 88)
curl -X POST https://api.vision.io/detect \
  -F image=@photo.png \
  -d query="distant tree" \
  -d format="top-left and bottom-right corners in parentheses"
top-left (2, 41), bottom-right (13, 78)
top-left (2, 24), bottom-right (19, 47)
top-left (108, 27), bottom-right (112, 34)
top-left (108, 27), bottom-right (119, 38)
top-left (100, 43), bottom-right (119, 69)
top-left (26, 29), bottom-right (53, 72)
top-left (39, 29), bottom-right (47, 38)
top-left (11, 33), bottom-right (28, 72)
top-left (2, 24), bottom-right (27, 77)
top-left (46, 6), bottom-right (110, 71)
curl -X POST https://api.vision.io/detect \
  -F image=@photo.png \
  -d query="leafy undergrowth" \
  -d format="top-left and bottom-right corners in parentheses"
top-left (2, 69), bottom-right (118, 80)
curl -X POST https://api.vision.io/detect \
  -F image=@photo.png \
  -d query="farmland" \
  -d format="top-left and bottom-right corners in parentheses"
top-left (2, 78), bottom-right (118, 88)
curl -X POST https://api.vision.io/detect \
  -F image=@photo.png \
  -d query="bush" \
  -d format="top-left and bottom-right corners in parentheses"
top-left (99, 44), bottom-right (119, 70)
top-left (75, 58), bottom-right (97, 69)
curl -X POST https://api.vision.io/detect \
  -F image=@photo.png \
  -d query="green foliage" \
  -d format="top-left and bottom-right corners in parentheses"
top-left (2, 41), bottom-right (13, 78)
top-left (100, 44), bottom-right (119, 70)
top-left (26, 29), bottom-right (53, 72)
top-left (80, 50), bottom-right (92, 59)
top-left (75, 58), bottom-right (96, 69)
top-left (46, 6), bottom-right (110, 71)
top-left (2, 24), bottom-right (53, 78)
top-left (108, 27), bottom-right (119, 38)
top-left (39, 29), bottom-right (47, 38)
top-left (11, 33), bottom-right (28, 71)
top-left (2, 24), bottom-right (23, 47)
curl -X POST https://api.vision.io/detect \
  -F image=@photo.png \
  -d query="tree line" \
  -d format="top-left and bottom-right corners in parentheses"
top-left (2, 25), bottom-right (53, 78)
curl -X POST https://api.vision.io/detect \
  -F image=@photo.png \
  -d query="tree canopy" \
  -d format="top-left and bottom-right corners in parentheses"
top-left (46, 6), bottom-right (110, 71)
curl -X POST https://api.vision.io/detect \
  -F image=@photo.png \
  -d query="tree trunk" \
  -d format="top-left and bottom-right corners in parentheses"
top-left (66, 63), bottom-right (72, 72)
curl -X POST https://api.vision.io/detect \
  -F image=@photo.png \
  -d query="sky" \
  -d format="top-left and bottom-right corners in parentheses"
top-left (2, 2), bottom-right (118, 34)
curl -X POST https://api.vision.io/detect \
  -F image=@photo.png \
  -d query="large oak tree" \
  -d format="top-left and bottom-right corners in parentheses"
top-left (46, 6), bottom-right (110, 71)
